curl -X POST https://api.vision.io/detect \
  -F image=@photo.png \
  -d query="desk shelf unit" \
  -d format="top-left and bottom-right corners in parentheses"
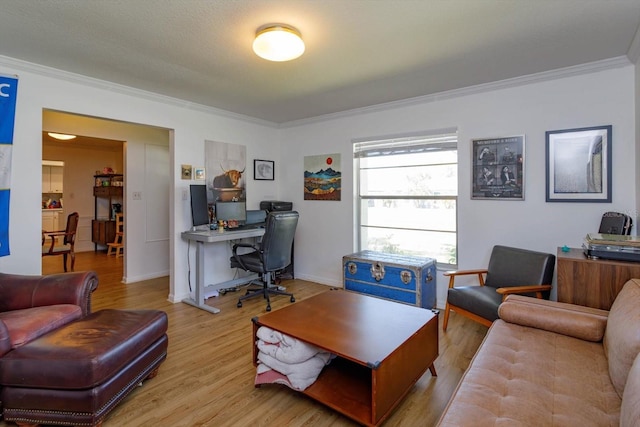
top-left (92, 174), bottom-right (123, 250)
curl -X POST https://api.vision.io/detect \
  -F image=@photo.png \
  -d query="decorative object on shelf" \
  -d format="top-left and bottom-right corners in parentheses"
top-left (304, 154), bottom-right (341, 201)
top-left (254, 159), bottom-right (274, 181)
top-left (181, 164), bottom-right (192, 180)
top-left (471, 135), bottom-right (525, 200)
top-left (545, 125), bottom-right (612, 203)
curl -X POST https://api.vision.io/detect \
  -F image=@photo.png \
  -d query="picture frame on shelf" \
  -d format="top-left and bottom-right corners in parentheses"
top-left (545, 125), bottom-right (612, 203)
top-left (254, 159), bottom-right (274, 180)
top-left (471, 135), bottom-right (524, 200)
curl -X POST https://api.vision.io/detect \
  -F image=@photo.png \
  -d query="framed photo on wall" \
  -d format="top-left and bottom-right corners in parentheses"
top-left (545, 125), bottom-right (612, 203)
top-left (254, 159), bottom-right (274, 180)
top-left (471, 135), bottom-right (525, 200)
top-left (194, 167), bottom-right (205, 181)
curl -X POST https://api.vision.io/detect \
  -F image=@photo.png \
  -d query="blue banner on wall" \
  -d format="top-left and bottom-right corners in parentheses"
top-left (0, 75), bottom-right (18, 257)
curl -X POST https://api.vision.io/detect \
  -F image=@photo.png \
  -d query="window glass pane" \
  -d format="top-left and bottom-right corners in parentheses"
top-left (360, 199), bottom-right (456, 232)
top-left (360, 226), bottom-right (457, 265)
top-left (360, 164), bottom-right (457, 196)
top-left (355, 131), bottom-right (458, 266)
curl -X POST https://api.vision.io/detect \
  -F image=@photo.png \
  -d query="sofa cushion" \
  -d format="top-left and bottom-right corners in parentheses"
top-left (498, 295), bottom-right (608, 342)
top-left (604, 278), bottom-right (640, 398)
top-left (0, 304), bottom-right (82, 348)
top-left (437, 319), bottom-right (620, 426)
top-left (447, 285), bottom-right (503, 322)
top-left (621, 353), bottom-right (640, 427)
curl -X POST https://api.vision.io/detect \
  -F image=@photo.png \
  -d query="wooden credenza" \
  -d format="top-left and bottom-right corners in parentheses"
top-left (92, 219), bottom-right (116, 247)
top-left (556, 247), bottom-right (640, 310)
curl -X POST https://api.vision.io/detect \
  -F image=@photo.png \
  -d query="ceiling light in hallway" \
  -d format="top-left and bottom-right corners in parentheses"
top-left (47, 133), bottom-right (77, 140)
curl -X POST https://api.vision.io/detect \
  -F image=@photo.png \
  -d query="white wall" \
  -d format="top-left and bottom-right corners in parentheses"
top-left (1, 55), bottom-right (636, 310)
top-left (636, 59), bottom-right (640, 232)
top-left (281, 65), bottom-right (637, 307)
top-left (0, 56), bottom-right (280, 303)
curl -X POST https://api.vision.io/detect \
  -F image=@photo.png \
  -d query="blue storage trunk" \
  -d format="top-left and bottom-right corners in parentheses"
top-left (343, 250), bottom-right (436, 309)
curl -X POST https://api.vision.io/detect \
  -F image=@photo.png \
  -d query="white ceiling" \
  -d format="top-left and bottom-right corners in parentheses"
top-left (3, 1), bottom-right (640, 124)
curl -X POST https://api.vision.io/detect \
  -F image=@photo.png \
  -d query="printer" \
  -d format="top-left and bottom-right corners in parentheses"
top-left (260, 200), bottom-right (293, 212)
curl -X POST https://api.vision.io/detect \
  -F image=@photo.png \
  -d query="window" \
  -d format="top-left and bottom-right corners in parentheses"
top-left (354, 130), bottom-right (458, 267)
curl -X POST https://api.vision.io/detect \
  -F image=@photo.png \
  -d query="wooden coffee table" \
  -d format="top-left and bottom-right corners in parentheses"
top-left (252, 289), bottom-right (438, 427)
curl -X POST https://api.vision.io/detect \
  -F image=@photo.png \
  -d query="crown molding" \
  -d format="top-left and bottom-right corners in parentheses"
top-left (0, 54), bottom-right (277, 128)
top-left (0, 54), bottom-right (631, 130)
top-left (280, 56), bottom-right (633, 128)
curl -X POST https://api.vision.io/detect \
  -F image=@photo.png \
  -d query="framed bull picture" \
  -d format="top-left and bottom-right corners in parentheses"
top-left (254, 159), bottom-right (274, 180)
top-left (205, 140), bottom-right (247, 202)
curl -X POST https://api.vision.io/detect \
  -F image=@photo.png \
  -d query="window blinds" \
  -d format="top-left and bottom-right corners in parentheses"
top-left (353, 128), bottom-right (457, 158)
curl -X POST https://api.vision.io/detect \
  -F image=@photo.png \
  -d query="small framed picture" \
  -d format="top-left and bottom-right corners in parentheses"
top-left (254, 159), bottom-right (274, 180)
top-left (471, 135), bottom-right (525, 200)
top-left (181, 164), bottom-right (192, 180)
top-left (194, 167), bottom-right (205, 181)
top-left (545, 125), bottom-right (612, 203)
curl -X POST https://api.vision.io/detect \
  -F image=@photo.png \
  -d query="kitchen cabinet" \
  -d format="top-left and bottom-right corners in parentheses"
top-left (42, 165), bottom-right (63, 193)
top-left (42, 211), bottom-right (58, 232)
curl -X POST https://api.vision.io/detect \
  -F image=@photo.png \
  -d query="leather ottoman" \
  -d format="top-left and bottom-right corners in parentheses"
top-left (0, 309), bottom-right (168, 427)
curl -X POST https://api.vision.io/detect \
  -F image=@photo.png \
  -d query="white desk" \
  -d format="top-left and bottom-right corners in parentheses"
top-left (181, 227), bottom-right (265, 313)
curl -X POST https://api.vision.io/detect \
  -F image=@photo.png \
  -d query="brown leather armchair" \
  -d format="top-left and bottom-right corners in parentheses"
top-left (442, 245), bottom-right (555, 331)
top-left (0, 271), bottom-right (98, 357)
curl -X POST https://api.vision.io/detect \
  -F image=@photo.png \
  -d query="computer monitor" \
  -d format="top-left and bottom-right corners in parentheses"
top-left (190, 185), bottom-right (210, 229)
top-left (215, 201), bottom-right (246, 224)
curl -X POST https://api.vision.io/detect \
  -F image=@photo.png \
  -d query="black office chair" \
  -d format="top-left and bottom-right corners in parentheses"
top-left (442, 245), bottom-right (555, 331)
top-left (230, 211), bottom-right (299, 311)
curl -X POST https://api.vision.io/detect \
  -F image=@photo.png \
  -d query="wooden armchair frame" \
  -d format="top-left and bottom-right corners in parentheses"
top-left (442, 268), bottom-right (551, 330)
top-left (442, 245), bottom-right (555, 331)
top-left (42, 212), bottom-right (79, 272)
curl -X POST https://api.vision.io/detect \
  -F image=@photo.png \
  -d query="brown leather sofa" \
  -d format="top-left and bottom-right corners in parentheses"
top-left (437, 278), bottom-right (640, 427)
top-left (0, 271), bottom-right (98, 358)
top-left (0, 272), bottom-right (168, 426)
top-left (0, 271), bottom-right (97, 413)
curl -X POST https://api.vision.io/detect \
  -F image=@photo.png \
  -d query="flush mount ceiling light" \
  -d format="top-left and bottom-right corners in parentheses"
top-left (47, 132), bottom-right (77, 141)
top-left (253, 24), bottom-right (305, 62)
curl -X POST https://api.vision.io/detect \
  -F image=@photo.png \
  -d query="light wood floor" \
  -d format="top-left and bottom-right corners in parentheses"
top-left (19, 252), bottom-right (488, 427)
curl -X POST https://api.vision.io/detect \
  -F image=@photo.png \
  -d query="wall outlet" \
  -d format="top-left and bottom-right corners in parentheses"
top-left (132, 191), bottom-right (142, 200)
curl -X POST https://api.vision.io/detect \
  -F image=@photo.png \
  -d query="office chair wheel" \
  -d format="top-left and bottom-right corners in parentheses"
top-left (237, 301), bottom-right (242, 308)
top-left (290, 296), bottom-right (295, 303)
top-left (266, 304), bottom-right (271, 312)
